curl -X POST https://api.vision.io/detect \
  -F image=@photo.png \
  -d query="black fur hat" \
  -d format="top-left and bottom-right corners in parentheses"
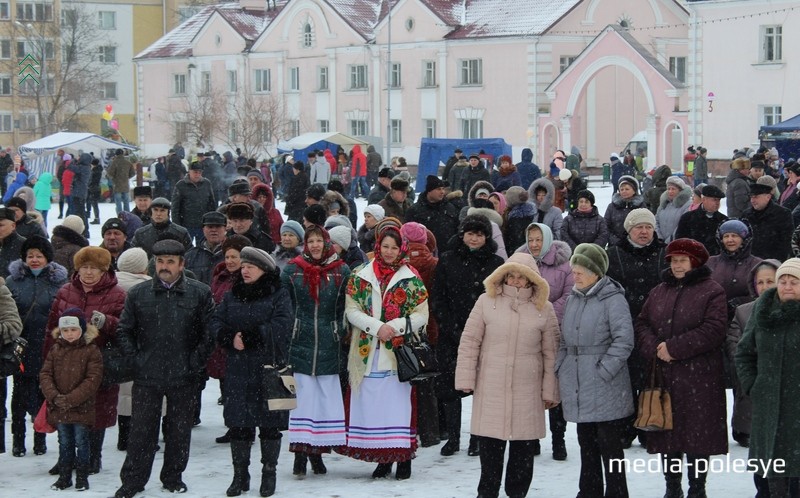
top-left (21, 235), bottom-right (54, 263)
top-left (459, 214), bottom-right (492, 239)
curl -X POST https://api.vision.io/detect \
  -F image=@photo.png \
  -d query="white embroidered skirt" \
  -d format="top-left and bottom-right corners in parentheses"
top-left (288, 373), bottom-right (346, 448)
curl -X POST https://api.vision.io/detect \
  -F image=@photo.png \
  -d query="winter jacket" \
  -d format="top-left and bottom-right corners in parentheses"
top-left (44, 271), bottom-right (126, 428)
top-left (725, 169), bottom-right (753, 219)
top-left (15, 213), bottom-right (46, 240)
top-left (456, 255), bottom-right (559, 440)
top-left (378, 193), bottom-right (413, 223)
top-left (39, 325), bottom-right (103, 427)
top-left (527, 178), bottom-right (564, 240)
top-left (736, 288), bottom-right (800, 477)
top-left (606, 237), bottom-right (666, 322)
top-left (3, 172), bottom-right (27, 203)
top-left (516, 237), bottom-right (574, 323)
top-left (131, 220), bottom-right (192, 257)
top-left (0, 231), bottom-right (25, 279)
top-left (171, 175), bottom-right (216, 229)
top-left (222, 152), bottom-right (237, 183)
top-left (367, 183), bottom-right (390, 205)
top-left (117, 273), bottom-right (214, 388)
top-left (636, 265), bottom-right (728, 456)
top-left (284, 171), bottom-right (310, 222)
top-left (33, 172), bottom-right (53, 211)
top-left (357, 225), bottom-right (376, 253)
top-left (694, 154), bottom-right (708, 182)
top-left (610, 159), bottom-right (635, 192)
top-left (490, 166), bottom-right (520, 193)
top-left (405, 195), bottom-right (460, 255)
top-left (460, 164), bottom-right (492, 195)
top-left (674, 207), bottom-right (728, 256)
top-left (184, 241), bottom-right (223, 286)
top-left (280, 256), bottom-right (350, 376)
top-left (0, 277), bottom-right (22, 345)
top-left (166, 155), bottom-right (186, 187)
top-left (211, 262), bottom-right (237, 304)
top-left (557, 276), bottom-right (634, 423)
top-left (707, 235), bottom-right (761, 319)
top-left (68, 153), bottom-right (92, 199)
top-left (310, 160), bottom-right (330, 186)
top-left (227, 224), bottom-right (275, 254)
top-left (251, 184), bottom-right (284, 243)
top-left (406, 240), bottom-right (439, 344)
top-left (742, 200), bottom-right (793, 261)
top-left (273, 245), bottom-right (302, 273)
top-left (655, 185), bottom-right (692, 242)
top-left (516, 148), bottom-right (541, 190)
top-left (106, 156), bottom-right (135, 193)
top-left (447, 162), bottom-right (469, 195)
top-left (6, 260), bottom-right (67, 379)
top-left (350, 145), bottom-right (367, 178)
top-left (564, 173), bottom-right (588, 212)
top-left (467, 207), bottom-right (508, 260)
top-left (212, 277), bottom-right (293, 429)
top-left (61, 169), bottom-right (74, 196)
top-left (366, 145), bottom-right (382, 174)
top-left (603, 193), bottom-right (646, 247)
top-left (561, 206), bottom-right (609, 250)
top-left (504, 202), bottom-right (536, 253)
top-left (643, 165), bottom-right (672, 214)
top-left (780, 182), bottom-right (799, 213)
top-left (89, 164), bottom-right (103, 197)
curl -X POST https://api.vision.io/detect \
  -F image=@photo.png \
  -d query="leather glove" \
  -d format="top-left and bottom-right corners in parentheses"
top-left (90, 311), bottom-right (106, 329)
top-left (53, 395), bottom-right (70, 409)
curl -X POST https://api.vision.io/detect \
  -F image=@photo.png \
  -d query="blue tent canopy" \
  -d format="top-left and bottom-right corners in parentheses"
top-left (417, 138), bottom-right (513, 192)
top-left (761, 113), bottom-right (800, 134)
top-left (276, 132), bottom-right (369, 165)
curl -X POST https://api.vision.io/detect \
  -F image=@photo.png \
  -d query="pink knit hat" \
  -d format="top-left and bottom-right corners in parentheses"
top-left (400, 222), bottom-right (427, 244)
top-left (488, 192), bottom-right (507, 213)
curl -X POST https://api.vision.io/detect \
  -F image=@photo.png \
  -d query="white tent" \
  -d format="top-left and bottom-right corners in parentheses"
top-left (18, 131), bottom-right (137, 155)
top-left (276, 132), bottom-right (369, 151)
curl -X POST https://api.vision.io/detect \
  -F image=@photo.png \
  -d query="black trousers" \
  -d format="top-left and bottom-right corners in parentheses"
top-left (119, 382), bottom-right (199, 489)
top-left (576, 418), bottom-right (629, 498)
top-left (11, 375), bottom-right (43, 435)
top-left (477, 436), bottom-right (536, 498)
top-left (70, 196), bottom-right (89, 238)
top-left (768, 477), bottom-right (800, 498)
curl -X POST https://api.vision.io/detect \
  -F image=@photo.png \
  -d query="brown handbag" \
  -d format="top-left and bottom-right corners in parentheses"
top-left (634, 359), bottom-right (673, 431)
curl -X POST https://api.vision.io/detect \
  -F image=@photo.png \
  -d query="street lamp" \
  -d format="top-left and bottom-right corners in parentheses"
top-left (15, 20), bottom-right (47, 134)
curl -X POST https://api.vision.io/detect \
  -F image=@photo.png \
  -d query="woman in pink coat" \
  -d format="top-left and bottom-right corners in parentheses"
top-left (456, 252), bottom-right (560, 498)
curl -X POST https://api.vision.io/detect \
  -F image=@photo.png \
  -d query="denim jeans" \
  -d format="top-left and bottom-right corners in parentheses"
top-left (114, 192), bottom-right (131, 214)
top-left (58, 423), bottom-right (90, 468)
top-left (350, 176), bottom-right (369, 198)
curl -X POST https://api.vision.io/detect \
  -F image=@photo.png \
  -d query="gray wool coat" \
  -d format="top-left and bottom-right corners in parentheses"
top-left (556, 276), bottom-right (634, 423)
top-left (655, 186), bottom-right (692, 243)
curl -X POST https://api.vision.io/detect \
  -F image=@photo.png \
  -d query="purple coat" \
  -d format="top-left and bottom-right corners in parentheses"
top-left (516, 240), bottom-right (573, 323)
top-left (635, 266), bottom-right (728, 456)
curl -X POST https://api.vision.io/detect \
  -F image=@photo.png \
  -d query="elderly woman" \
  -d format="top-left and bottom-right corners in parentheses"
top-left (604, 175), bottom-right (645, 247)
top-left (737, 258), bottom-right (800, 497)
top-left (636, 238), bottom-right (728, 498)
top-left (342, 225), bottom-right (429, 480)
top-left (456, 253), bottom-right (559, 498)
top-left (557, 243), bottom-right (634, 498)
top-left (212, 247), bottom-right (293, 497)
top-left (0, 275), bottom-right (23, 454)
top-left (561, 190), bottom-right (609, 250)
top-left (272, 221), bottom-right (304, 272)
top-left (6, 236), bottom-right (68, 457)
top-left (707, 220), bottom-right (762, 322)
top-left (45, 246), bottom-right (127, 475)
top-left (655, 176), bottom-right (693, 243)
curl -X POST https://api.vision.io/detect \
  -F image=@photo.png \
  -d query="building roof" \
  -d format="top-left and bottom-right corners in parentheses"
top-left (445, 0), bottom-right (580, 39)
top-left (612, 24), bottom-right (684, 88)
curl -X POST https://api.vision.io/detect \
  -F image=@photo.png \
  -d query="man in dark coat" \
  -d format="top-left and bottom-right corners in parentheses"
top-left (69, 153), bottom-right (92, 238)
top-left (742, 183), bottom-right (793, 261)
top-left (184, 212), bottom-right (226, 285)
top-left (100, 218), bottom-right (132, 271)
top-left (459, 154), bottom-right (491, 195)
top-left (165, 151), bottom-right (185, 199)
top-left (674, 185), bottom-right (728, 256)
top-left (367, 167), bottom-right (393, 205)
top-left (4, 197), bottom-right (46, 239)
top-left (115, 239), bottom-right (214, 498)
top-left (441, 147), bottom-right (464, 183)
top-left (131, 186), bottom-right (153, 225)
top-left (172, 162), bottom-right (217, 246)
top-left (366, 145), bottom-right (383, 186)
top-left (516, 148), bottom-right (542, 190)
top-left (0, 207), bottom-right (25, 279)
top-left (378, 177), bottom-right (413, 223)
top-left (405, 175), bottom-right (460, 252)
top-left (0, 148), bottom-right (13, 199)
top-left (725, 157), bottom-right (754, 219)
top-left (283, 162), bottom-right (309, 223)
top-left (131, 198), bottom-right (192, 257)
top-left (226, 202), bottom-right (275, 253)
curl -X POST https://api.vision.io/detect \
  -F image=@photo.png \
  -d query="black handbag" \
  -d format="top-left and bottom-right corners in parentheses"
top-left (395, 317), bottom-right (439, 383)
top-left (0, 337), bottom-right (28, 377)
top-left (261, 325), bottom-right (297, 411)
top-left (101, 340), bottom-right (135, 386)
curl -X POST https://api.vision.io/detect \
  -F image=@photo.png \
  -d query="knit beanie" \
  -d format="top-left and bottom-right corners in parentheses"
top-left (20, 235), bottom-right (54, 263)
top-left (62, 215), bottom-right (85, 236)
top-left (718, 220), bottom-right (749, 238)
top-left (280, 220), bottom-right (304, 241)
top-left (576, 189), bottom-right (595, 206)
top-left (303, 204), bottom-right (327, 227)
top-left (324, 214), bottom-right (352, 230)
top-left (59, 307), bottom-right (87, 334)
top-left (618, 175), bottom-right (638, 193)
top-left (666, 176), bottom-right (686, 190)
top-left (570, 243), bottom-right (609, 277)
top-left (328, 226), bottom-right (352, 250)
top-left (504, 186), bottom-right (528, 208)
top-left (374, 217), bottom-right (402, 239)
top-left (424, 175), bottom-right (447, 193)
top-left (400, 222), bottom-right (428, 245)
top-left (239, 246), bottom-right (277, 273)
top-left (776, 258), bottom-right (800, 282)
top-left (6, 196), bottom-right (26, 212)
top-left (117, 248), bottom-right (149, 274)
top-left (623, 208), bottom-right (656, 233)
top-left (363, 204), bottom-right (385, 222)
top-left (459, 214), bottom-right (493, 239)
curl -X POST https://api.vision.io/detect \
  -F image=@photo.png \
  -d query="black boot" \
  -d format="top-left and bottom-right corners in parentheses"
top-left (372, 463), bottom-right (393, 478)
top-left (308, 454), bottom-right (327, 475)
top-left (532, 439), bottom-right (541, 456)
top-left (75, 466), bottom-right (89, 491)
top-left (51, 464), bottom-right (73, 490)
top-left (467, 435), bottom-right (480, 456)
top-left (227, 440), bottom-right (251, 497)
top-left (260, 436), bottom-right (282, 497)
top-left (12, 431), bottom-right (25, 457)
top-left (292, 452), bottom-right (307, 478)
top-left (216, 429), bottom-right (232, 444)
top-left (33, 431), bottom-right (47, 455)
top-left (117, 416), bottom-right (130, 451)
top-left (440, 400), bottom-right (461, 456)
top-left (664, 475), bottom-right (684, 498)
top-left (686, 455), bottom-right (708, 498)
top-left (88, 429), bottom-right (104, 474)
top-left (395, 460), bottom-right (411, 480)
top-left (0, 419), bottom-right (5, 453)
top-left (552, 434), bottom-right (567, 461)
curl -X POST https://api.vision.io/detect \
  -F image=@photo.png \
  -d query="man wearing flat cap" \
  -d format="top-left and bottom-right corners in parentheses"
top-left (225, 202), bottom-right (275, 253)
top-left (406, 175), bottom-right (460, 250)
top-left (742, 182), bottom-right (793, 261)
top-left (114, 239), bottom-right (214, 498)
top-left (172, 161), bottom-right (216, 246)
top-left (378, 176), bottom-right (413, 222)
top-left (131, 198), bottom-right (192, 258)
top-left (0, 207), bottom-right (24, 279)
top-left (674, 185), bottom-right (728, 256)
top-left (183, 211), bottom-right (227, 285)
top-left (367, 168), bottom-right (394, 205)
top-left (218, 179), bottom-right (269, 233)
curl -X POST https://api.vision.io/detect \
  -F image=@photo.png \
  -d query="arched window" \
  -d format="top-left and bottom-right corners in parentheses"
top-left (303, 22), bottom-right (312, 48)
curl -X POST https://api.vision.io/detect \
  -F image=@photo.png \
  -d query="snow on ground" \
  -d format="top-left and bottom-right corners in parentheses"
top-left (1, 178), bottom-right (756, 497)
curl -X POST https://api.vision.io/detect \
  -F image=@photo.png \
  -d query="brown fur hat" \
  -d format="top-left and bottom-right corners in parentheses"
top-left (73, 246), bottom-right (111, 272)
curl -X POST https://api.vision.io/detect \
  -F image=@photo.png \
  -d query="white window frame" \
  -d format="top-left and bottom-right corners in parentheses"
top-left (349, 119), bottom-right (368, 136)
top-left (289, 67), bottom-right (299, 91)
top-left (201, 71), bottom-right (211, 93)
top-left (760, 105), bottom-right (782, 127)
top-left (258, 119), bottom-right (272, 142)
top-left (175, 121), bottom-right (188, 142)
top-left (16, 1), bottom-right (53, 21)
top-left (424, 119), bottom-right (436, 138)
top-left (460, 118), bottom-right (483, 139)
top-left (317, 66), bottom-right (328, 91)
top-left (349, 65), bottom-right (368, 90)
top-left (459, 58), bottom-right (482, 86)
top-left (390, 62), bottom-right (401, 88)
top-left (19, 112), bottom-right (37, 131)
top-left (0, 2), bottom-right (9, 20)
top-left (668, 56), bottom-right (686, 83)
top-left (17, 39), bottom-right (54, 60)
top-left (98, 45), bottom-right (116, 64)
top-left (289, 119), bottom-right (301, 137)
top-left (228, 121), bottom-right (238, 142)
top-left (99, 81), bottom-right (117, 99)
top-left (760, 25), bottom-right (782, 62)
top-left (98, 11), bottom-right (115, 30)
top-left (318, 119), bottom-right (329, 133)
top-left (254, 69), bottom-right (271, 93)
top-left (173, 74), bottom-right (186, 96)
top-left (0, 113), bottom-right (11, 132)
top-left (302, 22), bottom-right (313, 48)
top-left (0, 40), bottom-right (10, 60)
top-left (390, 119), bottom-right (402, 143)
top-left (422, 60), bottom-right (436, 87)
top-left (559, 55), bottom-right (577, 73)
top-left (0, 75), bottom-right (10, 96)
top-left (227, 70), bottom-right (237, 94)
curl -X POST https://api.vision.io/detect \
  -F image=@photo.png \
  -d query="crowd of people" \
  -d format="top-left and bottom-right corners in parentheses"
top-left (0, 143), bottom-right (799, 498)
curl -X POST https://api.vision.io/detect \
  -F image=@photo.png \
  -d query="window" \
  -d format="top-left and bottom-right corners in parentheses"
top-left (390, 119), bottom-right (402, 143)
top-left (201, 71), bottom-right (211, 93)
top-left (62, 42), bottom-right (75, 64)
top-left (19, 76), bottom-right (52, 95)
top-left (390, 63), bottom-right (401, 88)
top-left (0, 40), bottom-right (9, 59)
top-left (60, 8), bottom-right (76, 27)
top-left (258, 119), bottom-right (272, 142)
top-left (302, 22), bottom-right (313, 48)
top-left (317, 66), bottom-right (328, 91)
top-left (228, 122), bottom-right (238, 142)
top-left (227, 70), bottom-right (237, 93)
top-left (175, 121), bottom-right (188, 143)
top-left (289, 119), bottom-right (301, 137)
top-left (0, 2), bottom-right (8, 20)
top-left (0, 76), bottom-right (10, 96)
top-left (289, 67), bottom-right (299, 91)
top-left (178, 6), bottom-right (202, 24)
top-left (98, 46), bottom-right (116, 64)
top-left (318, 120), bottom-right (329, 133)
top-left (460, 59), bottom-right (482, 86)
top-left (254, 69), bottom-right (270, 93)
top-left (19, 113), bottom-right (37, 131)
top-left (17, 40), bottom-right (54, 60)
top-left (559, 55), bottom-right (577, 73)
top-left (173, 74), bottom-right (186, 95)
top-left (349, 65), bottom-right (368, 89)
top-left (349, 119), bottom-right (368, 136)
top-left (99, 82), bottom-right (117, 99)
top-left (0, 114), bottom-right (10, 132)
top-left (16, 1), bottom-right (53, 21)
top-left (761, 25), bottom-right (782, 62)
top-left (422, 60), bottom-right (436, 87)
top-left (98, 11), bottom-right (115, 30)
top-left (424, 119), bottom-right (436, 138)
top-left (761, 105), bottom-right (782, 127)
top-left (669, 56), bottom-right (686, 83)
top-left (460, 118), bottom-right (483, 139)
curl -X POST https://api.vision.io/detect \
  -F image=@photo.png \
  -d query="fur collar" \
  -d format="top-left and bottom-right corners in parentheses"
top-left (8, 259), bottom-right (68, 284)
top-left (528, 177), bottom-right (555, 211)
top-left (508, 202), bottom-right (536, 219)
top-left (569, 206), bottom-right (599, 218)
top-left (51, 225), bottom-right (90, 248)
top-left (232, 275), bottom-right (275, 302)
top-left (755, 288), bottom-right (800, 327)
top-left (51, 323), bottom-right (99, 344)
top-left (321, 190), bottom-right (350, 216)
top-left (611, 193), bottom-right (645, 209)
top-left (659, 185), bottom-right (693, 210)
top-left (468, 206), bottom-right (503, 227)
top-left (483, 261), bottom-right (550, 310)
top-left (467, 180), bottom-right (494, 206)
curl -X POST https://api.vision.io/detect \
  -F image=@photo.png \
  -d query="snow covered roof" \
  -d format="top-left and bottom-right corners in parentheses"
top-left (445, 0), bottom-right (580, 39)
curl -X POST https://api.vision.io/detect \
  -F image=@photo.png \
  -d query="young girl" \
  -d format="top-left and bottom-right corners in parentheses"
top-left (39, 308), bottom-right (103, 491)
top-left (358, 204), bottom-right (385, 253)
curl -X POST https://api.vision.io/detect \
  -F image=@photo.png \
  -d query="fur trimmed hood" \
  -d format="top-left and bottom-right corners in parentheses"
top-left (483, 253), bottom-right (550, 310)
top-left (320, 190), bottom-right (350, 217)
top-left (7, 259), bottom-right (68, 283)
top-left (51, 323), bottom-right (99, 344)
top-left (446, 190), bottom-right (463, 201)
top-left (659, 185), bottom-right (693, 210)
top-left (467, 206), bottom-right (503, 227)
top-left (467, 180), bottom-right (494, 207)
top-left (51, 225), bottom-right (90, 249)
top-left (528, 177), bottom-right (555, 211)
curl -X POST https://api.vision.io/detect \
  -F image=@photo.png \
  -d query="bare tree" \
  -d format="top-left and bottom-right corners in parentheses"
top-left (222, 93), bottom-right (293, 159)
top-left (165, 85), bottom-right (227, 150)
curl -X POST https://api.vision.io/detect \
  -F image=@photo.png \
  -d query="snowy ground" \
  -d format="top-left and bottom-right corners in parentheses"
top-left (0, 178), bottom-right (757, 497)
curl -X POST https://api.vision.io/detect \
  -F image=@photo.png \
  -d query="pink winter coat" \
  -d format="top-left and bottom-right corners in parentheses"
top-left (455, 253), bottom-right (560, 441)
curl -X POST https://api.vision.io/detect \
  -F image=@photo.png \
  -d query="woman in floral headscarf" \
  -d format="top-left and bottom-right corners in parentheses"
top-left (341, 226), bottom-right (429, 480)
top-left (280, 225), bottom-right (351, 477)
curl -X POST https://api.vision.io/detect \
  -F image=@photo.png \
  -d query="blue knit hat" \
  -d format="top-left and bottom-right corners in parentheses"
top-left (59, 307), bottom-right (87, 334)
top-left (719, 220), bottom-right (749, 238)
top-left (280, 220), bottom-right (304, 241)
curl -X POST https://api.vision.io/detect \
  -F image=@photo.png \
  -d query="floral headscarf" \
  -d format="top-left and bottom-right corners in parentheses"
top-left (291, 225), bottom-right (345, 303)
top-left (372, 226), bottom-right (409, 294)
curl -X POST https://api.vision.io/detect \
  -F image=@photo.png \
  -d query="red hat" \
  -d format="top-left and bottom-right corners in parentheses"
top-left (666, 238), bottom-right (709, 269)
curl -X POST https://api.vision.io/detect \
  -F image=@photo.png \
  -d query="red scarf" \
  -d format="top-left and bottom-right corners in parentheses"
top-left (292, 226), bottom-right (345, 304)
